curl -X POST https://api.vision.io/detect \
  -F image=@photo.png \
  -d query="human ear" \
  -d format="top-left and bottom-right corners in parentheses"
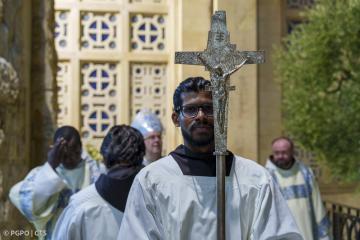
top-left (171, 112), bottom-right (180, 127)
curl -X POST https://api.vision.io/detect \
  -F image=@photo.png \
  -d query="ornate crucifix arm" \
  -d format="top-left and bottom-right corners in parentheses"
top-left (175, 52), bottom-right (203, 65)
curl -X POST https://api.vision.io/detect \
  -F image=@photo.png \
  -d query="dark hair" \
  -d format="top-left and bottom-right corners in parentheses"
top-left (100, 125), bottom-right (145, 168)
top-left (271, 136), bottom-right (294, 151)
top-left (173, 77), bottom-right (211, 112)
top-left (53, 126), bottom-right (81, 147)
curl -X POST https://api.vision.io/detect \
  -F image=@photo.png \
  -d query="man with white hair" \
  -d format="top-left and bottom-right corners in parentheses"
top-left (131, 109), bottom-right (163, 166)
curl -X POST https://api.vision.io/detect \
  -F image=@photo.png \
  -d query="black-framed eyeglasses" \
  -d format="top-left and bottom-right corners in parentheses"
top-left (178, 105), bottom-right (214, 118)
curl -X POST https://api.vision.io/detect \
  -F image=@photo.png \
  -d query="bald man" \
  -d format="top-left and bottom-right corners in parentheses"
top-left (266, 137), bottom-right (331, 240)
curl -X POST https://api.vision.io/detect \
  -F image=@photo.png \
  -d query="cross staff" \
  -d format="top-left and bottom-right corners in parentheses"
top-left (175, 11), bottom-right (264, 240)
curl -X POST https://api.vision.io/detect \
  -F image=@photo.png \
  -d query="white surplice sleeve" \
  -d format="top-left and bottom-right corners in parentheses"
top-left (250, 174), bottom-right (304, 240)
top-left (51, 203), bottom-right (82, 240)
top-left (52, 184), bottom-right (124, 240)
top-left (117, 176), bottom-right (164, 240)
top-left (9, 162), bottom-right (67, 229)
top-left (53, 204), bottom-right (111, 240)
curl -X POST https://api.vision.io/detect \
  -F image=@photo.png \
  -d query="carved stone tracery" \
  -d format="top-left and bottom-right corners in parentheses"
top-left (0, 57), bottom-right (20, 146)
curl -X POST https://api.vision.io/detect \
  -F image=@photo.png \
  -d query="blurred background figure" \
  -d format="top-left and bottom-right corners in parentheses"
top-left (131, 109), bottom-right (163, 166)
top-left (266, 137), bottom-right (331, 240)
top-left (8, 126), bottom-right (104, 240)
top-left (52, 125), bottom-right (145, 239)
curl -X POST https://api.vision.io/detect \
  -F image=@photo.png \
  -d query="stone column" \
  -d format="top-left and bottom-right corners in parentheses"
top-left (215, 0), bottom-right (259, 160)
top-left (30, 0), bottom-right (57, 167)
top-left (257, 0), bottom-right (284, 164)
top-left (0, 0), bottom-right (58, 231)
top-left (174, 0), bottom-right (260, 160)
top-left (0, 0), bottom-right (33, 231)
top-left (172, 0), bottom-right (213, 148)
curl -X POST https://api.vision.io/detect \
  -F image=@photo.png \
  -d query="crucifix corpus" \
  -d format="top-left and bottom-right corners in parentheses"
top-left (175, 11), bottom-right (265, 240)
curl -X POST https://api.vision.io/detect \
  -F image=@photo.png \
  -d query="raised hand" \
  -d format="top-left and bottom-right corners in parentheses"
top-left (47, 137), bottom-right (68, 169)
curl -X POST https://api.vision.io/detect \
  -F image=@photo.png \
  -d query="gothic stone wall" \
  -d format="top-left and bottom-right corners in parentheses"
top-left (0, 0), bottom-right (57, 232)
top-left (30, 0), bottom-right (57, 167)
top-left (0, 0), bottom-right (32, 232)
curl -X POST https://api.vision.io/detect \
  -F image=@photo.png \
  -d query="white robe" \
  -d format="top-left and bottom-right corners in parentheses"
top-left (142, 157), bottom-right (151, 166)
top-left (9, 153), bottom-right (105, 240)
top-left (266, 159), bottom-right (331, 240)
top-left (51, 184), bottom-right (123, 240)
top-left (118, 155), bottom-right (303, 240)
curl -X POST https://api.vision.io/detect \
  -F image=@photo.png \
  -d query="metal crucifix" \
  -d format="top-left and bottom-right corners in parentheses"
top-left (175, 11), bottom-right (265, 240)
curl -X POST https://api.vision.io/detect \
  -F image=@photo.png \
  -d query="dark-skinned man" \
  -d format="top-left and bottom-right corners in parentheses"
top-left (53, 125), bottom-right (145, 239)
top-left (118, 77), bottom-right (302, 240)
top-left (266, 137), bottom-right (331, 240)
top-left (9, 126), bottom-right (104, 240)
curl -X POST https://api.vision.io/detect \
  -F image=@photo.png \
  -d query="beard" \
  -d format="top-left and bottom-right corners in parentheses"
top-left (181, 123), bottom-right (214, 147)
top-left (272, 157), bottom-right (294, 170)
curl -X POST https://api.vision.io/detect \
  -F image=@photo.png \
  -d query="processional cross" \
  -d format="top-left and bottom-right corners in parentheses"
top-left (175, 11), bottom-right (265, 240)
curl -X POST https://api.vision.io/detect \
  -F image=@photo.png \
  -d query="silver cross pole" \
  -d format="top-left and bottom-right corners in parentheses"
top-left (175, 11), bottom-right (264, 240)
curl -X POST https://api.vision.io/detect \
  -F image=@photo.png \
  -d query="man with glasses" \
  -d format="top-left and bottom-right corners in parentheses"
top-left (131, 109), bottom-right (163, 166)
top-left (118, 77), bottom-right (302, 239)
